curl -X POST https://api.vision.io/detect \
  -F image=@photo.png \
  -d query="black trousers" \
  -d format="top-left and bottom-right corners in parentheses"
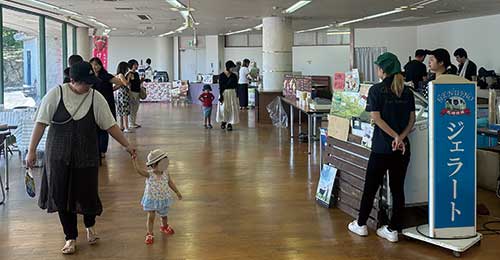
top-left (58, 211), bottom-right (96, 240)
top-left (357, 151), bottom-right (410, 231)
top-left (237, 84), bottom-right (249, 108)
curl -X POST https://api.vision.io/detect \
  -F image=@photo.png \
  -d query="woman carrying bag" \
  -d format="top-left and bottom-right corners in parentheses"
top-left (26, 62), bottom-right (136, 254)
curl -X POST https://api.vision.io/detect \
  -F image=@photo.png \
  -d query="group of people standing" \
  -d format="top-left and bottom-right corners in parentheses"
top-left (64, 55), bottom-right (145, 157)
top-left (403, 47), bottom-right (477, 98)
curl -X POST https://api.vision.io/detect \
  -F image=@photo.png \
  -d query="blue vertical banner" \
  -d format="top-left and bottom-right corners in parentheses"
top-left (429, 75), bottom-right (477, 238)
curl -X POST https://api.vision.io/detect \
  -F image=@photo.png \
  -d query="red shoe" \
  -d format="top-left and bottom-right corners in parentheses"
top-left (145, 233), bottom-right (154, 245)
top-left (160, 225), bottom-right (175, 235)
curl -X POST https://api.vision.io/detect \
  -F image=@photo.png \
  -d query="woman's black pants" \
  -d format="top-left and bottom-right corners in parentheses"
top-left (237, 84), bottom-right (249, 108)
top-left (357, 151), bottom-right (410, 231)
top-left (58, 211), bottom-right (96, 240)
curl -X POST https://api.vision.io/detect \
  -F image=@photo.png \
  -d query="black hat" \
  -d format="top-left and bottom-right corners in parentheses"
top-left (70, 62), bottom-right (100, 85)
top-left (203, 84), bottom-right (212, 91)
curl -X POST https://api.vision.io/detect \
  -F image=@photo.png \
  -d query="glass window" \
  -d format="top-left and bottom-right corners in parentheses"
top-left (225, 34), bottom-right (248, 47)
top-left (45, 19), bottom-right (63, 92)
top-left (248, 34), bottom-right (262, 47)
top-left (2, 8), bottom-right (40, 108)
top-left (293, 32), bottom-right (316, 46)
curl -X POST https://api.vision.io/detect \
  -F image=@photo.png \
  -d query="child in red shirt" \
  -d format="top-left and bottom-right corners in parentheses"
top-left (198, 85), bottom-right (215, 129)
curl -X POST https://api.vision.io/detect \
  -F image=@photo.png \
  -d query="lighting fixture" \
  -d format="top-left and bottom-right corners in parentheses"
top-left (89, 18), bottom-right (110, 28)
top-left (336, 9), bottom-right (403, 26)
top-left (283, 1), bottom-right (312, 14)
top-left (295, 25), bottom-right (332, 34)
top-left (165, 0), bottom-right (185, 9)
top-left (225, 28), bottom-right (253, 36)
top-left (326, 31), bottom-right (350, 35)
top-left (158, 31), bottom-right (176, 37)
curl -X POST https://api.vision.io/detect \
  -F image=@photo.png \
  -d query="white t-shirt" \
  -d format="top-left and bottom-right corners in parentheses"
top-left (36, 83), bottom-right (116, 130)
top-left (238, 67), bottom-right (250, 84)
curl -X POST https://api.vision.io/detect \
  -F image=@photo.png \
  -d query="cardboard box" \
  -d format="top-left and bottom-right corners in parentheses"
top-left (328, 115), bottom-right (350, 141)
top-left (477, 149), bottom-right (500, 192)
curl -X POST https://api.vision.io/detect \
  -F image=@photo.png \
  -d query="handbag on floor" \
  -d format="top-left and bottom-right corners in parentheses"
top-left (25, 168), bottom-right (36, 198)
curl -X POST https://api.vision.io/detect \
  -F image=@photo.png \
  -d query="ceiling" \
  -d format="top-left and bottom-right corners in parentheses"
top-left (5, 0), bottom-right (500, 36)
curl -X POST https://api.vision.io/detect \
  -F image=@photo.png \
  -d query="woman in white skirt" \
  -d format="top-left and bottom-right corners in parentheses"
top-left (217, 60), bottom-right (240, 131)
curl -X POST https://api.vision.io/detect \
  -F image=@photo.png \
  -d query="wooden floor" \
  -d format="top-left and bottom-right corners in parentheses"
top-left (1, 103), bottom-right (500, 260)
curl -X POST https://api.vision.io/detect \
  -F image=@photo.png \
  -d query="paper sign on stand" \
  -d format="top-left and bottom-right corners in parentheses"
top-left (403, 75), bottom-right (481, 257)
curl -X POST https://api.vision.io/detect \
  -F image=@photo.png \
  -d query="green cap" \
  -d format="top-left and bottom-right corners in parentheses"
top-left (374, 52), bottom-right (401, 75)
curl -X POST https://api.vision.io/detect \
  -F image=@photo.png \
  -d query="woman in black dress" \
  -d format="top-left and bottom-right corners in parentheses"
top-left (89, 57), bottom-right (125, 157)
top-left (26, 62), bottom-right (136, 255)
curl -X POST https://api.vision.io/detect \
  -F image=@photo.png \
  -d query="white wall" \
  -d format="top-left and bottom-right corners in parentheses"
top-left (108, 36), bottom-right (159, 72)
top-left (417, 14), bottom-right (500, 72)
top-left (224, 46), bottom-right (350, 81)
top-left (354, 27), bottom-right (418, 65)
top-left (293, 46), bottom-right (350, 79)
top-left (224, 47), bottom-right (263, 71)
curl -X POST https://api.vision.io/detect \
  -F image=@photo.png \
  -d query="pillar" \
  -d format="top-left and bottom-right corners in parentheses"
top-left (76, 27), bottom-right (91, 61)
top-left (156, 36), bottom-right (174, 81)
top-left (262, 17), bottom-right (293, 92)
top-left (173, 36), bottom-right (180, 81)
top-left (205, 35), bottom-right (224, 74)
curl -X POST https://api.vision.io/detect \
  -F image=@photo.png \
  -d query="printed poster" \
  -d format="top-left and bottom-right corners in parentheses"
top-left (334, 72), bottom-right (346, 92)
top-left (316, 164), bottom-right (338, 208)
top-left (345, 69), bottom-right (360, 92)
top-left (92, 36), bottom-right (109, 69)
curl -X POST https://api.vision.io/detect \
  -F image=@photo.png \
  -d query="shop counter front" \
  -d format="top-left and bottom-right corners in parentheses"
top-left (324, 120), bottom-right (429, 230)
top-left (142, 81), bottom-right (189, 103)
top-left (188, 83), bottom-right (220, 105)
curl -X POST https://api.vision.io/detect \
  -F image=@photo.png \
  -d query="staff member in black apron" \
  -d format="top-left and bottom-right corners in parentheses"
top-left (348, 53), bottom-right (416, 243)
top-left (26, 62), bottom-right (136, 254)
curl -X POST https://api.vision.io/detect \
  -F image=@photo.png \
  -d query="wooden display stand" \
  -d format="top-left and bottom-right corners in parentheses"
top-left (324, 136), bottom-right (388, 230)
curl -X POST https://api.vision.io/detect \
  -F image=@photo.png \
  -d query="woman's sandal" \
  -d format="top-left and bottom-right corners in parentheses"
top-left (61, 240), bottom-right (76, 254)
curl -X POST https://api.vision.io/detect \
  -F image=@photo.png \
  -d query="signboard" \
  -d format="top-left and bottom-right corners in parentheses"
top-left (429, 75), bottom-right (476, 238)
top-left (316, 164), bottom-right (338, 207)
top-left (92, 36), bottom-right (109, 69)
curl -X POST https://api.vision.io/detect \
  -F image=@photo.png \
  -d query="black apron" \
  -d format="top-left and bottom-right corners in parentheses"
top-left (39, 86), bottom-right (102, 215)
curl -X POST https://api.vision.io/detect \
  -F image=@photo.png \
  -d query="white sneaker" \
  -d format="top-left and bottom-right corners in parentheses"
top-left (123, 128), bottom-right (134, 133)
top-left (376, 225), bottom-right (398, 242)
top-left (86, 227), bottom-right (100, 245)
top-left (348, 220), bottom-right (368, 237)
top-left (61, 239), bottom-right (76, 254)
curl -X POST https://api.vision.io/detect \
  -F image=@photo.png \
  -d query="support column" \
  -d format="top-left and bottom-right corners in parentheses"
top-left (258, 17), bottom-right (292, 124)
top-left (262, 17), bottom-right (293, 92)
top-left (205, 35), bottom-right (224, 74)
top-left (156, 36), bottom-right (174, 81)
top-left (0, 6), bottom-right (4, 105)
top-left (173, 36), bottom-right (180, 81)
top-left (39, 16), bottom-right (46, 97)
top-left (76, 27), bottom-right (91, 61)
